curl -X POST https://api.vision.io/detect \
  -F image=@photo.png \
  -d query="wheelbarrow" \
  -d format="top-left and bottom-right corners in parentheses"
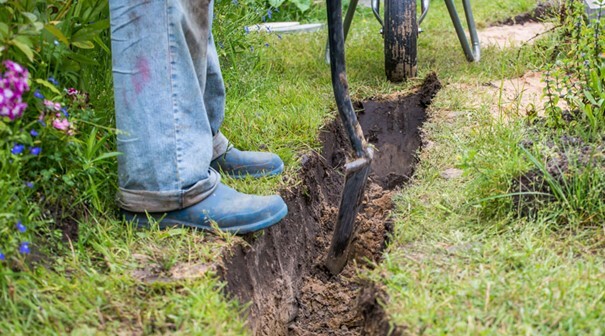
top-left (326, 0), bottom-right (481, 82)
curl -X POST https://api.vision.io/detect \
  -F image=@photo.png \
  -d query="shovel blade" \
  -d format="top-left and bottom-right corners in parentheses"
top-left (325, 149), bottom-right (373, 274)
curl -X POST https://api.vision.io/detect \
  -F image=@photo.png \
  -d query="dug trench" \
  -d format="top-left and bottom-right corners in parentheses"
top-left (219, 73), bottom-right (442, 335)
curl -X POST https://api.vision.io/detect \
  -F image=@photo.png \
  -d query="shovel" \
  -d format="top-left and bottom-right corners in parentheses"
top-left (324, 0), bottom-right (374, 275)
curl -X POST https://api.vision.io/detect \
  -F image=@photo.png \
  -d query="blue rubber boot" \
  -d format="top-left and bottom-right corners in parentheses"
top-left (211, 148), bottom-right (284, 179)
top-left (122, 183), bottom-right (288, 234)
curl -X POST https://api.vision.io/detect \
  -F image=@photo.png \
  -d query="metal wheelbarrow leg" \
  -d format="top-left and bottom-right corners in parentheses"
top-left (444, 0), bottom-right (481, 62)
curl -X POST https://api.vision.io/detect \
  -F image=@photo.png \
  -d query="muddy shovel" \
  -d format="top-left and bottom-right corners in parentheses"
top-left (324, 0), bottom-right (374, 275)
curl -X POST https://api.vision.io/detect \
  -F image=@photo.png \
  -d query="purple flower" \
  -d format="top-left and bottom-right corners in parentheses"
top-left (262, 15), bottom-right (266, 22)
top-left (48, 77), bottom-right (59, 86)
top-left (11, 143), bottom-right (24, 155)
top-left (267, 9), bottom-right (273, 19)
top-left (244, 26), bottom-right (250, 34)
top-left (264, 43), bottom-right (270, 47)
top-left (16, 221), bottom-right (26, 233)
top-left (30, 147), bottom-right (41, 156)
top-left (0, 252), bottom-right (5, 261)
top-left (34, 89), bottom-right (44, 99)
top-left (19, 242), bottom-right (30, 254)
top-left (61, 107), bottom-right (69, 118)
top-left (25, 181), bottom-right (34, 188)
top-left (3, 60), bottom-right (26, 75)
top-left (1, 60), bottom-right (29, 120)
top-left (30, 129), bottom-right (39, 137)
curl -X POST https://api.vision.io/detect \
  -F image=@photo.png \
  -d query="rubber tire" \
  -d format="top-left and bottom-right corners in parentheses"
top-left (384, 0), bottom-right (418, 82)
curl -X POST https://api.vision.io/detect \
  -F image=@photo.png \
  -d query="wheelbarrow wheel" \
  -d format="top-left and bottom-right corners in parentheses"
top-left (384, 0), bottom-right (417, 82)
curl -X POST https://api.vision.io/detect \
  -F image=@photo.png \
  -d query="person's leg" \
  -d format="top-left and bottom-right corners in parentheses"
top-left (202, 2), bottom-right (284, 178)
top-left (110, 0), bottom-right (217, 211)
top-left (203, 0), bottom-right (225, 137)
top-left (109, 0), bottom-right (287, 232)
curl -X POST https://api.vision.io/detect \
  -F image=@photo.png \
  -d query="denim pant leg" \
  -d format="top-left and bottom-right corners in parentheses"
top-left (204, 0), bottom-right (229, 159)
top-left (109, 0), bottom-right (220, 212)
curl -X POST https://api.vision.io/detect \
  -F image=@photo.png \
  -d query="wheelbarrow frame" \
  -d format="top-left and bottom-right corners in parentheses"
top-left (326, 0), bottom-right (481, 81)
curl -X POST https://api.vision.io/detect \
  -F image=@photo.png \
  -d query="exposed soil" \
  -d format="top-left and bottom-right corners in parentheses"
top-left (498, 1), bottom-right (558, 26)
top-left (481, 71), bottom-right (568, 118)
top-left (478, 23), bottom-right (554, 49)
top-left (219, 74), bottom-right (441, 335)
top-left (513, 133), bottom-right (605, 217)
top-left (478, 1), bottom-right (558, 50)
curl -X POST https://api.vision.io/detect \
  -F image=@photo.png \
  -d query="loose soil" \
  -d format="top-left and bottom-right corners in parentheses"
top-left (219, 74), bottom-right (441, 335)
top-left (513, 132), bottom-right (605, 218)
top-left (478, 23), bottom-right (553, 49)
top-left (497, 1), bottom-right (557, 26)
top-left (479, 1), bottom-right (558, 49)
top-left (483, 71), bottom-right (568, 118)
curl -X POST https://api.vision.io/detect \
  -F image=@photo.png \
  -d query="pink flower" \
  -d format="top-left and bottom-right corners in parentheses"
top-left (67, 88), bottom-right (79, 96)
top-left (44, 99), bottom-right (61, 111)
top-left (52, 118), bottom-right (70, 131)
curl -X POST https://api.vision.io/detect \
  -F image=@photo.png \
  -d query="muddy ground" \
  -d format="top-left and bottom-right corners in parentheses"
top-left (219, 74), bottom-right (441, 335)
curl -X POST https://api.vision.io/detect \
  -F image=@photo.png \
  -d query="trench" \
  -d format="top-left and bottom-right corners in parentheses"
top-left (219, 74), bottom-right (441, 335)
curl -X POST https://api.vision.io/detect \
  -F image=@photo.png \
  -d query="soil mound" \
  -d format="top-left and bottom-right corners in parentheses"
top-left (219, 74), bottom-right (441, 335)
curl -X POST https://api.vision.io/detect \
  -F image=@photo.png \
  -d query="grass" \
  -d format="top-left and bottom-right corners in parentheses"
top-left (5, 0), bottom-right (605, 334)
top-left (364, 2), bottom-right (605, 334)
top-left (374, 92), bottom-right (605, 333)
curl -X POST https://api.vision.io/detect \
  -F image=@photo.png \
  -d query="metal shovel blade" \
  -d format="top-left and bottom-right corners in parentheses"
top-left (325, 148), bottom-right (373, 274)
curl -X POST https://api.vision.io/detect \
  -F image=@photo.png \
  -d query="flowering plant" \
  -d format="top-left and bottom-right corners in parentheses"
top-left (0, 60), bottom-right (29, 120)
top-left (0, 0), bottom-right (116, 265)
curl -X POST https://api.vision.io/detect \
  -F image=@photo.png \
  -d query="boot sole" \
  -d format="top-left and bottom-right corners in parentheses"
top-left (123, 203), bottom-right (288, 234)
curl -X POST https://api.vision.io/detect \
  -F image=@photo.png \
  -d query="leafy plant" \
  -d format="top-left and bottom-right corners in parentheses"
top-left (0, 0), bottom-right (115, 264)
top-left (544, 0), bottom-right (605, 136)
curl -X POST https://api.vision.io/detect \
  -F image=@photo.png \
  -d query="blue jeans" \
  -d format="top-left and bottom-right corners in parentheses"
top-left (109, 0), bottom-right (227, 212)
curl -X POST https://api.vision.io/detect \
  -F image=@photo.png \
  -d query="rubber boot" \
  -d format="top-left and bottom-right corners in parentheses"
top-left (122, 183), bottom-right (288, 234)
top-left (211, 148), bottom-right (284, 179)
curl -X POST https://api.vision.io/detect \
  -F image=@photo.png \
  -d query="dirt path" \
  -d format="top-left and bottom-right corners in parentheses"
top-left (478, 22), bottom-right (553, 48)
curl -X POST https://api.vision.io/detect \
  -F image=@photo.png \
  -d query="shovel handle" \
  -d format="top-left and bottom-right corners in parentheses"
top-left (326, 0), bottom-right (368, 158)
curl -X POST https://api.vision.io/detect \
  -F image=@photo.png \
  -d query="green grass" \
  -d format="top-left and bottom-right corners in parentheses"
top-left (362, 2), bottom-right (605, 334)
top-left (6, 0), bottom-right (604, 334)
top-left (373, 88), bottom-right (605, 333)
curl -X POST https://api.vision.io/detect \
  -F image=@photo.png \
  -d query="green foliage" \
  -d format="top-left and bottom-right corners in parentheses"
top-left (545, 0), bottom-right (605, 136)
top-left (0, 0), bottom-right (115, 263)
top-left (0, 0), bottom-right (109, 84)
top-left (269, 0), bottom-right (311, 13)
